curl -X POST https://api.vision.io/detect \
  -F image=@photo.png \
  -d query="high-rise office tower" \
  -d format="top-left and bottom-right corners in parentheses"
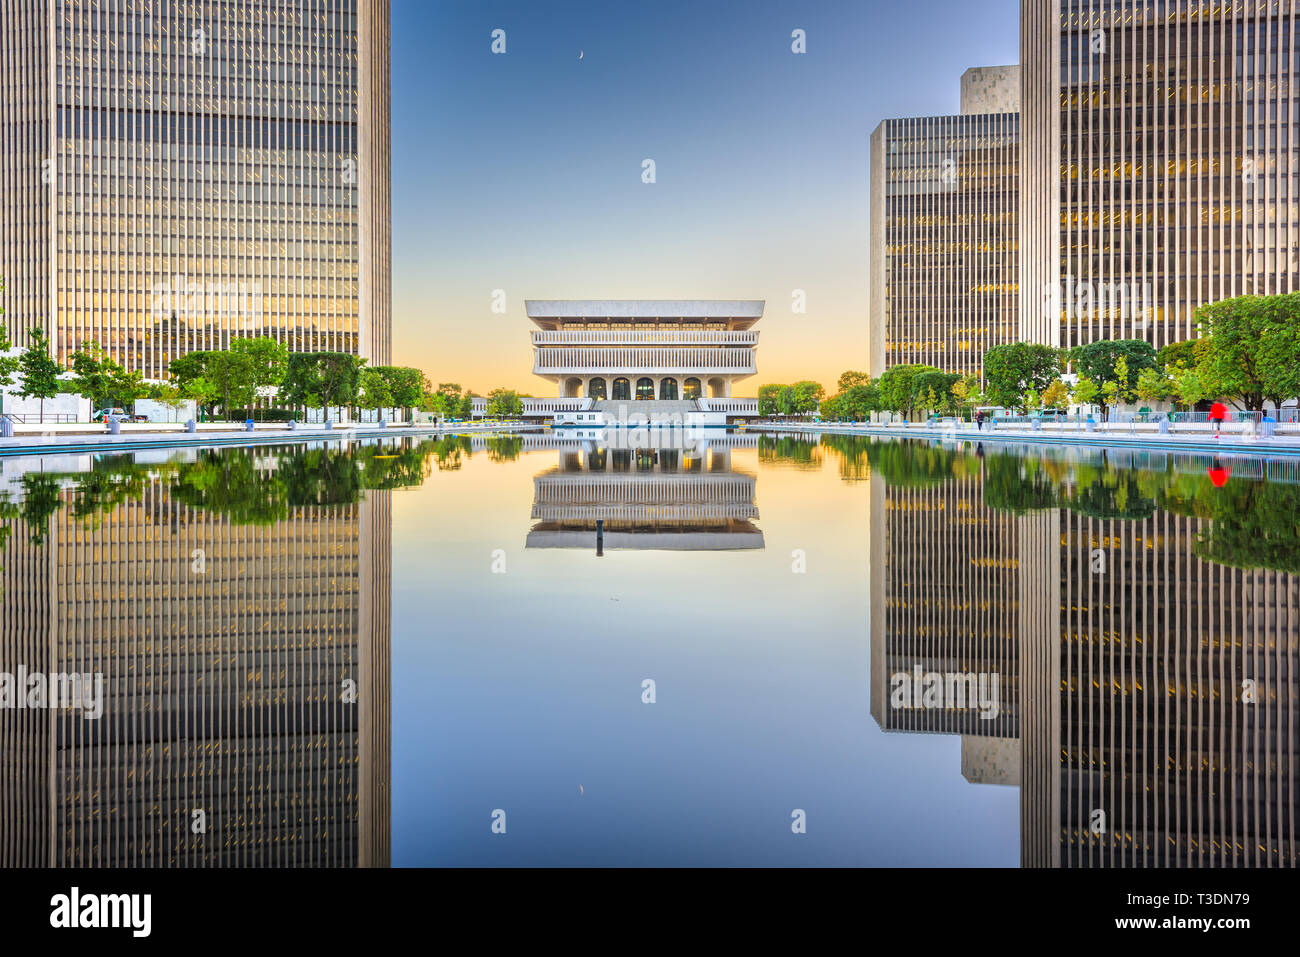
top-left (0, 0), bottom-right (391, 375)
top-left (1020, 1), bottom-right (1299, 350)
top-left (869, 66), bottom-right (1020, 379)
top-left (1018, 459), bottom-right (1300, 868)
top-left (867, 444), bottom-right (1021, 746)
top-left (0, 457), bottom-right (392, 867)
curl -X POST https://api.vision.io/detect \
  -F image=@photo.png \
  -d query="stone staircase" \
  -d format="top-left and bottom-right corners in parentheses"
top-left (591, 400), bottom-right (702, 417)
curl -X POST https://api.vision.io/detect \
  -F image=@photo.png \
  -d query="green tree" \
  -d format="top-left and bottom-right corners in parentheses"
top-left (16, 328), bottom-right (64, 423)
top-left (484, 387), bottom-right (523, 418)
top-left (281, 352), bottom-right (365, 419)
top-left (951, 374), bottom-right (984, 414)
top-left (1072, 375), bottom-right (1100, 410)
top-left (375, 367), bottom-right (429, 420)
top-left (19, 473), bottom-right (63, 545)
top-left (230, 336), bottom-right (288, 419)
top-left (358, 366), bottom-right (394, 418)
top-left (430, 382), bottom-right (473, 419)
top-left (776, 385), bottom-right (797, 416)
top-left (318, 353), bottom-right (365, 416)
top-left (1157, 339), bottom-right (1200, 372)
top-left (169, 352), bottom-right (217, 419)
top-left (69, 341), bottom-right (146, 410)
top-left (840, 382), bottom-right (882, 420)
top-left (983, 343), bottom-right (1062, 410)
top-left (1195, 295), bottom-right (1273, 410)
top-left (911, 370), bottom-right (961, 414)
top-left (758, 383), bottom-right (784, 417)
top-left (181, 376), bottom-right (220, 419)
top-left (67, 341), bottom-right (117, 409)
top-left (1070, 339), bottom-right (1158, 412)
top-left (789, 380), bottom-right (825, 418)
top-left (837, 370), bottom-right (871, 392)
top-left (1248, 294), bottom-right (1300, 408)
top-left (0, 279), bottom-right (19, 393)
top-left (1135, 366), bottom-right (1172, 404)
top-left (206, 350), bottom-right (257, 418)
top-left (1101, 354), bottom-right (1136, 410)
top-left (877, 364), bottom-right (940, 416)
top-left (148, 381), bottom-right (190, 421)
top-left (1169, 362), bottom-right (1213, 409)
top-left (1041, 379), bottom-right (1071, 411)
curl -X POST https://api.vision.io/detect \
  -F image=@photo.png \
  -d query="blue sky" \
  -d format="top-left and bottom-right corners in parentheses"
top-left (391, 0), bottom-right (1019, 393)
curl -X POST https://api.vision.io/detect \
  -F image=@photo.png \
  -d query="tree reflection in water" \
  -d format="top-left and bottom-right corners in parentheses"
top-left (755, 433), bottom-right (1300, 574)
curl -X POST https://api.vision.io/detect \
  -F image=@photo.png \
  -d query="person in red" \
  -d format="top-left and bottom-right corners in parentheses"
top-left (1208, 400), bottom-right (1229, 436)
top-left (1207, 457), bottom-right (1230, 487)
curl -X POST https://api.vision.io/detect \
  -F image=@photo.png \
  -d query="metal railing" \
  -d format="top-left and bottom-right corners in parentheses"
top-left (2, 413), bottom-right (80, 424)
top-left (533, 346), bottom-right (757, 372)
top-left (531, 330), bottom-right (758, 345)
top-left (705, 399), bottom-right (759, 413)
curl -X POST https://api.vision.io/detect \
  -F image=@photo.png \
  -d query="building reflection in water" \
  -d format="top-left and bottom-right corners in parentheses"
top-left (0, 445), bottom-right (393, 867)
top-left (861, 437), bottom-right (1299, 867)
top-left (526, 429), bottom-right (764, 551)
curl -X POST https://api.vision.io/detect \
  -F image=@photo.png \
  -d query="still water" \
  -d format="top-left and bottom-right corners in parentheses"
top-left (0, 429), bottom-right (1296, 866)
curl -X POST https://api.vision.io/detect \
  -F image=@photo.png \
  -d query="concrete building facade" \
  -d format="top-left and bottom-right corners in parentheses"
top-left (869, 68), bottom-right (1020, 379)
top-left (526, 300), bottom-right (762, 403)
top-left (1019, 0), bottom-right (1300, 351)
top-left (0, 0), bottom-right (392, 375)
top-left (0, 458), bottom-right (392, 867)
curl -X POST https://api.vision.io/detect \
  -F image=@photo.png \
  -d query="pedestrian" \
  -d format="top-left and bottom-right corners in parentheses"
top-left (1207, 456), bottom-right (1230, 488)
top-left (975, 410), bottom-right (985, 431)
top-left (1208, 401), bottom-right (1228, 437)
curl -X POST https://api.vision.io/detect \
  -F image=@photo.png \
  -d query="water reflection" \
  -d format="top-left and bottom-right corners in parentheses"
top-left (762, 432), bottom-right (1300, 868)
top-left (0, 432), bottom-right (1295, 866)
top-left (527, 430), bottom-right (763, 551)
top-left (0, 441), bottom-right (405, 867)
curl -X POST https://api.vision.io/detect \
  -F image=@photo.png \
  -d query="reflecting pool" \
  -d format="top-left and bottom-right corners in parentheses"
top-left (0, 430), bottom-right (1296, 866)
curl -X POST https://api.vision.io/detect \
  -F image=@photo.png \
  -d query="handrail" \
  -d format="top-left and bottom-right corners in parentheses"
top-left (532, 330), bottom-right (758, 344)
top-left (2, 413), bottom-right (80, 424)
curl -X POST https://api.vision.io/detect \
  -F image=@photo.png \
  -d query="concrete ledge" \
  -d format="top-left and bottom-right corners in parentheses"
top-left (0, 422), bottom-right (541, 457)
top-left (749, 422), bottom-right (1300, 457)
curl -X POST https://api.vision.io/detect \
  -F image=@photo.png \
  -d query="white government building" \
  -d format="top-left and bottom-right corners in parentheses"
top-left (513, 300), bottom-right (762, 425)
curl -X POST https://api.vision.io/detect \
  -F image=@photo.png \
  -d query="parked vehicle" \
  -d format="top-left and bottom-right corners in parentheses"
top-left (92, 407), bottom-right (149, 423)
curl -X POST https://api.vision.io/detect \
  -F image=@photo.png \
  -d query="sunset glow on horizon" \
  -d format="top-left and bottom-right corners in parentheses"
top-left (390, 0), bottom-right (1018, 395)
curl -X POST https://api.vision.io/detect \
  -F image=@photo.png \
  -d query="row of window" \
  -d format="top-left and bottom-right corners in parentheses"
top-left (582, 377), bottom-right (704, 401)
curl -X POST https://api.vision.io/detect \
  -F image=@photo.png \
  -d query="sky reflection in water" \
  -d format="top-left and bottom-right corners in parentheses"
top-left (1, 431), bottom-right (1296, 866)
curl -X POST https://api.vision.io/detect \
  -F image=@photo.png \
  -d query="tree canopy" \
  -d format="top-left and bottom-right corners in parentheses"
top-left (983, 343), bottom-right (1063, 410)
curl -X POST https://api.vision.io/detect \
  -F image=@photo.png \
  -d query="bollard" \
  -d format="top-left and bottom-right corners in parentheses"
top-left (185, 418), bottom-right (197, 433)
